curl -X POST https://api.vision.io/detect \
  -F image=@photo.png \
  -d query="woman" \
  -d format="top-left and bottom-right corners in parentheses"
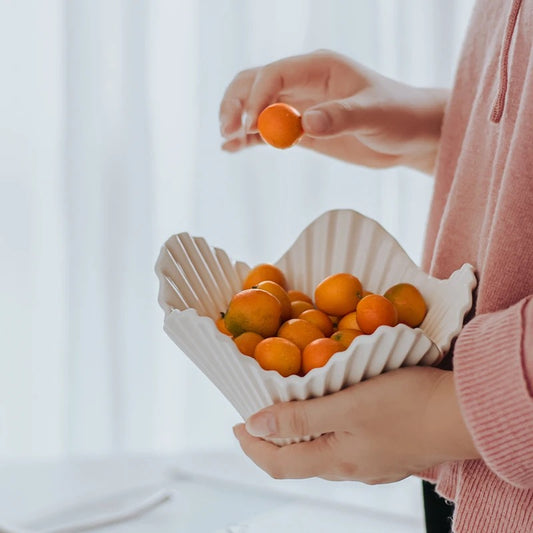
top-left (219, 1), bottom-right (533, 531)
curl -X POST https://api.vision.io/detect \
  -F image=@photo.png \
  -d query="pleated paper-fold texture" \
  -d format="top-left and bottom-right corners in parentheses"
top-left (156, 209), bottom-right (477, 445)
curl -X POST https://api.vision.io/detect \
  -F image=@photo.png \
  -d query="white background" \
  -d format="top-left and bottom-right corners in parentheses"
top-left (0, 0), bottom-right (474, 466)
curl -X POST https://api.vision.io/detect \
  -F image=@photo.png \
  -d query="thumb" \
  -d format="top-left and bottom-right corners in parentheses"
top-left (302, 97), bottom-right (373, 137)
top-left (245, 393), bottom-right (350, 439)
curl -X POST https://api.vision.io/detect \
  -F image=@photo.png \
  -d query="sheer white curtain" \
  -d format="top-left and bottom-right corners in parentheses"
top-left (0, 0), bottom-right (474, 458)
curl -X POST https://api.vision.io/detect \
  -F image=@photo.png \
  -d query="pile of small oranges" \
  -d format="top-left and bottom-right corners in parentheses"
top-left (214, 263), bottom-right (427, 377)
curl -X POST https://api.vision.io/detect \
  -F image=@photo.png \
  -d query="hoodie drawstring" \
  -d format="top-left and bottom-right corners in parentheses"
top-left (490, 0), bottom-right (524, 123)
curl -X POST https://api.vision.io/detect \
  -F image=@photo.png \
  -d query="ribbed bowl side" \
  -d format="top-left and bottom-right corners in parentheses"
top-left (156, 233), bottom-right (252, 319)
top-left (276, 210), bottom-right (476, 354)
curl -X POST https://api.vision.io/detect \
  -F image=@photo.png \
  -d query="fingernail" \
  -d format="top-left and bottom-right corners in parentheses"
top-left (232, 423), bottom-right (244, 438)
top-left (303, 110), bottom-right (330, 134)
top-left (245, 412), bottom-right (277, 437)
top-left (222, 139), bottom-right (240, 152)
top-left (220, 120), bottom-right (239, 138)
top-left (244, 113), bottom-right (255, 133)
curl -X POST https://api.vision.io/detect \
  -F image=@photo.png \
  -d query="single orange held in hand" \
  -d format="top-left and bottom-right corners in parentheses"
top-left (257, 102), bottom-right (303, 149)
top-left (383, 282), bottom-right (427, 328)
top-left (299, 308), bottom-right (334, 336)
top-left (242, 263), bottom-right (287, 290)
top-left (256, 280), bottom-right (292, 322)
top-left (254, 337), bottom-right (301, 377)
top-left (302, 338), bottom-right (345, 375)
top-left (234, 331), bottom-right (264, 357)
top-left (224, 288), bottom-right (281, 337)
top-left (330, 328), bottom-right (364, 349)
top-left (277, 318), bottom-right (325, 351)
top-left (314, 272), bottom-right (363, 316)
top-left (356, 294), bottom-right (398, 334)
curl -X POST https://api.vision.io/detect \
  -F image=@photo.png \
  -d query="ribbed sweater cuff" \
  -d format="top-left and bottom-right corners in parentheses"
top-left (417, 466), bottom-right (439, 483)
top-left (454, 297), bottom-right (533, 489)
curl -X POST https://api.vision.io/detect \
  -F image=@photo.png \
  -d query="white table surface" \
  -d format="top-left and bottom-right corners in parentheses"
top-left (0, 451), bottom-right (425, 532)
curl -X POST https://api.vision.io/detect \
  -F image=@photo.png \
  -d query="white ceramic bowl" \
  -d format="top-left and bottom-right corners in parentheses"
top-left (155, 209), bottom-right (476, 445)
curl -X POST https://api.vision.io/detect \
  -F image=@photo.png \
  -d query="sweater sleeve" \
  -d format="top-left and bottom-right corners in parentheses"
top-left (453, 295), bottom-right (533, 489)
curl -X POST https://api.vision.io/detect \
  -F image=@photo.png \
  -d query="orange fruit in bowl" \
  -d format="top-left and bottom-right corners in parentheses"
top-left (215, 314), bottom-right (233, 336)
top-left (290, 299), bottom-right (315, 318)
top-left (302, 338), bottom-right (345, 375)
top-left (337, 311), bottom-right (360, 331)
top-left (287, 289), bottom-right (313, 304)
top-left (254, 337), bottom-right (301, 377)
top-left (277, 318), bottom-right (325, 351)
top-left (224, 288), bottom-right (281, 337)
top-left (331, 328), bottom-right (364, 349)
top-left (314, 273), bottom-right (363, 316)
top-left (256, 280), bottom-right (292, 322)
top-left (299, 308), bottom-right (334, 336)
top-left (242, 263), bottom-right (287, 290)
top-left (234, 331), bottom-right (264, 357)
top-left (356, 294), bottom-right (398, 334)
top-left (329, 315), bottom-right (340, 330)
top-left (257, 103), bottom-right (303, 149)
top-left (383, 282), bottom-right (427, 327)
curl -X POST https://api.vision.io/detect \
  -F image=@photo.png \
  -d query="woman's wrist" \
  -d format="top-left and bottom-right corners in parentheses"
top-left (399, 87), bottom-right (449, 175)
top-left (425, 370), bottom-right (481, 462)
top-left (403, 147), bottom-right (440, 175)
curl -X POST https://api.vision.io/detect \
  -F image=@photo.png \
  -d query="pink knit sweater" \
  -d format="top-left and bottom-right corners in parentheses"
top-left (420, 0), bottom-right (533, 531)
